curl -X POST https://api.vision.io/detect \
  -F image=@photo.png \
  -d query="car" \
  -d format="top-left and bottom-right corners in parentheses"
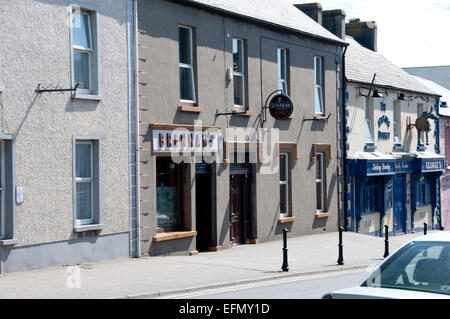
top-left (323, 231), bottom-right (450, 299)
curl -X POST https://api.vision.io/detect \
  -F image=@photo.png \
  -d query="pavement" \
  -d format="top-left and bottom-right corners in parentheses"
top-left (0, 230), bottom-right (438, 299)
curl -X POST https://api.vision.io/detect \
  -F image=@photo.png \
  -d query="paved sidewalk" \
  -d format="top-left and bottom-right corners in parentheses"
top-left (0, 230), bottom-right (438, 299)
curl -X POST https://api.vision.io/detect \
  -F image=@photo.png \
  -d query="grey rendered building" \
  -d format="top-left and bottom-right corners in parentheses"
top-left (136, 0), bottom-right (348, 256)
top-left (0, 0), bottom-right (135, 273)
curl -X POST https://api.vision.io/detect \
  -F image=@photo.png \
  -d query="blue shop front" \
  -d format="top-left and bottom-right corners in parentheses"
top-left (347, 153), bottom-right (444, 236)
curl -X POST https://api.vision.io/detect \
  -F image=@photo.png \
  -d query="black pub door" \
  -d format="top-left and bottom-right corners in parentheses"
top-left (195, 163), bottom-right (213, 251)
top-left (230, 171), bottom-right (251, 245)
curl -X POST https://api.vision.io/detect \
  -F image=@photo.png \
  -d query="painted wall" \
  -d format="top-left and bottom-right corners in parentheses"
top-left (0, 0), bottom-right (130, 271)
top-left (137, 0), bottom-right (344, 255)
top-left (440, 118), bottom-right (450, 230)
top-left (346, 85), bottom-right (438, 156)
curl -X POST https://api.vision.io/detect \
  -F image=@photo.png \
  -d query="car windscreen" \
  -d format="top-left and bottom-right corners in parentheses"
top-left (361, 241), bottom-right (450, 296)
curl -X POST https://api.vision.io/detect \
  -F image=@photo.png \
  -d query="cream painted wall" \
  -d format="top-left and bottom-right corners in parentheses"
top-left (346, 84), bottom-right (438, 156)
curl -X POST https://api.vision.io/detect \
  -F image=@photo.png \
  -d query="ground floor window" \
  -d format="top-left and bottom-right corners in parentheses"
top-left (279, 152), bottom-right (291, 217)
top-left (156, 157), bottom-right (185, 231)
top-left (316, 150), bottom-right (327, 212)
top-left (417, 175), bottom-right (431, 206)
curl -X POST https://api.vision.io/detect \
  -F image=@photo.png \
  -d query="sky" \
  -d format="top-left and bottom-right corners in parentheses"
top-left (288, 0), bottom-right (450, 68)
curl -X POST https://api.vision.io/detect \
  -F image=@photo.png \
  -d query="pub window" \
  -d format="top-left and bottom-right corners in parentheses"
top-left (279, 152), bottom-right (291, 217)
top-left (362, 178), bottom-right (380, 214)
top-left (233, 37), bottom-right (246, 110)
top-left (314, 56), bottom-right (324, 115)
top-left (417, 175), bottom-right (431, 207)
top-left (316, 150), bottom-right (327, 212)
top-left (179, 25), bottom-right (196, 103)
top-left (156, 157), bottom-right (188, 231)
top-left (277, 48), bottom-right (289, 95)
top-left (70, 5), bottom-right (100, 97)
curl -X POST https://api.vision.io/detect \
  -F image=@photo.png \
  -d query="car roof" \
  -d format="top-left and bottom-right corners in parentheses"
top-left (412, 231), bottom-right (450, 243)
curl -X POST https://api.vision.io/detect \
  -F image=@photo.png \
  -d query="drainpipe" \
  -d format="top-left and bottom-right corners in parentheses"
top-left (341, 45), bottom-right (348, 231)
top-left (127, 0), bottom-right (140, 258)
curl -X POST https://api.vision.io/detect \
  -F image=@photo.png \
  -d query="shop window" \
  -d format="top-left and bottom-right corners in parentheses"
top-left (179, 25), bottom-right (196, 103)
top-left (70, 4), bottom-right (100, 98)
top-left (417, 175), bottom-right (431, 207)
top-left (277, 48), bottom-right (289, 95)
top-left (156, 157), bottom-right (188, 232)
top-left (233, 37), bottom-right (247, 110)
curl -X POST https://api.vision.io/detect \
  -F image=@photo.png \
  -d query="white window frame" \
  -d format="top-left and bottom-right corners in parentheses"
top-left (279, 152), bottom-right (289, 217)
top-left (316, 151), bottom-right (326, 213)
top-left (74, 141), bottom-right (94, 226)
top-left (0, 141), bottom-right (5, 239)
top-left (233, 38), bottom-right (246, 110)
top-left (364, 96), bottom-right (374, 143)
top-left (314, 56), bottom-right (324, 114)
top-left (70, 3), bottom-right (101, 99)
top-left (393, 100), bottom-right (401, 144)
top-left (179, 25), bottom-right (196, 103)
top-left (277, 48), bottom-right (288, 95)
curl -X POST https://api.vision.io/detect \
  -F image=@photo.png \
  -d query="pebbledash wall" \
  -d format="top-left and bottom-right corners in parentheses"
top-left (137, 0), bottom-right (348, 256)
top-left (0, 0), bottom-right (132, 273)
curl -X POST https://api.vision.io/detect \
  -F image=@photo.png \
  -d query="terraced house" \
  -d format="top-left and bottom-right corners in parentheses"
top-left (342, 20), bottom-right (444, 236)
top-left (136, 0), bottom-right (348, 256)
top-left (0, 0), bottom-right (135, 273)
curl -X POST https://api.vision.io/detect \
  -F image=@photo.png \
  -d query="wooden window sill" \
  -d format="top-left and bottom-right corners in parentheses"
top-left (178, 105), bottom-right (203, 113)
top-left (278, 216), bottom-right (296, 224)
top-left (232, 110), bottom-right (253, 116)
top-left (315, 212), bottom-right (331, 219)
top-left (153, 231), bottom-right (197, 242)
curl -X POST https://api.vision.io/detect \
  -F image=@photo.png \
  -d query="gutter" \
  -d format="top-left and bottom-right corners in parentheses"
top-left (169, 0), bottom-right (349, 48)
top-left (347, 80), bottom-right (441, 99)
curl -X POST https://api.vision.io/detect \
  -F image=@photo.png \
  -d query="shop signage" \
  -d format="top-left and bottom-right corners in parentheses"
top-left (367, 161), bottom-right (395, 175)
top-left (268, 94), bottom-right (294, 120)
top-left (420, 158), bottom-right (444, 172)
top-left (395, 160), bottom-right (413, 174)
top-left (377, 115), bottom-right (390, 140)
top-left (152, 129), bottom-right (219, 153)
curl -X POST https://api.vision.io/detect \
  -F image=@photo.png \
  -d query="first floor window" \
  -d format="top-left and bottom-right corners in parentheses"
top-left (393, 100), bottom-right (401, 144)
top-left (179, 26), bottom-right (196, 102)
top-left (233, 38), bottom-right (246, 109)
top-left (277, 48), bottom-right (289, 95)
top-left (364, 96), bottom-right (374, 143)
top-left (316, 151), bottom-right (327, 212)
top-left (74, 137), bottom-right (100, 227)
top-left (279, 152), bottom-right (290, 217)
top-left (314, 56), bottom-right (324, 114)
top-left (71, 6), bottom-right (98, 95)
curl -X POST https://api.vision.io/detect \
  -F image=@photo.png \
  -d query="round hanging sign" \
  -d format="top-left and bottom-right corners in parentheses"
top-left (268, 94), bottom-right (294, 120)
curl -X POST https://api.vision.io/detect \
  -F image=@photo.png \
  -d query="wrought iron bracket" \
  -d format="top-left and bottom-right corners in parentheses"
top-left (35, 83), bottom-right (79, 93)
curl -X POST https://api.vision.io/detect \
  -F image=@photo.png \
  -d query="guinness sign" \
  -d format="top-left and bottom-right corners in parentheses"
top-left (268, 94), bottom-right (294, 120)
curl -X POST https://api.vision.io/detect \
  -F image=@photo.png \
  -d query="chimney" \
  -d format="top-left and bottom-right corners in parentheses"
top-left (322, 9), bottom-right (346, 40)
top-left (294, 3), bottom-right (322, 25)
top-left (346, 19), bottom-right (378, 51)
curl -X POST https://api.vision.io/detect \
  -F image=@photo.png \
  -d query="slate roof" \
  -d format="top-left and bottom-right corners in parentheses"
top-left (345, 36), bottom-right (438, 96)
top-left (174, 0), bottom-right (347, 45)
top-left (403, 66), bottom-right (450, 90)
top-left (413, 75), bottom-right (450, 116)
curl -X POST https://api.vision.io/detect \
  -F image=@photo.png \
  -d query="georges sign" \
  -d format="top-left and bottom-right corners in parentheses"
top-left (268, 94), bottom-right (294, 120)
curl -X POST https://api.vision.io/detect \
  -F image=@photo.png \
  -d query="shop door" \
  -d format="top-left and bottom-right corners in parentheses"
top-left (230, 174), bottom-right (250, 245)
top-left (393, 175), bottom-right (407, 234)
top-left (195, 163), bottom-right (213, 251)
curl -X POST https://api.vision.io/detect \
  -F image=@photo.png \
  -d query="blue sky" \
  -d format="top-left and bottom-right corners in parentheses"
top-left (288, 0), bottom-right (450, 67)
